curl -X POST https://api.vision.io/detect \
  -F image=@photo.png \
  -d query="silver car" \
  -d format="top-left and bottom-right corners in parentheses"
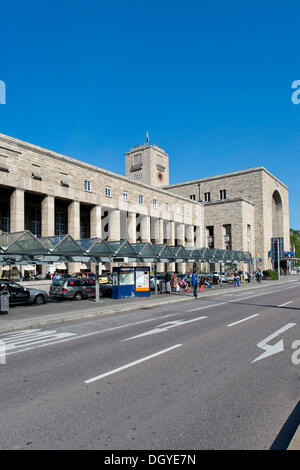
top-left (49, 278), bottom-right (96, 301)
top-left (27, 287), bottom-right (49, 305)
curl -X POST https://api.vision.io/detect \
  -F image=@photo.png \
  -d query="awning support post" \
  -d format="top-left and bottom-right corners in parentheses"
top-left (95, 262), bottom-right (100, 302)
top-left (154, 263), bottom-right (158, 295)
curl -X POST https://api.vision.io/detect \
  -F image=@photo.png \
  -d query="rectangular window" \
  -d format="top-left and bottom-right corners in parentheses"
top-left (55, 209), bottom-right (67, 236)
top-left (247, 224), bottom-right (251, 251)
top-left (133, 153), bottom-right (142, 166)
top-left (165, 203), bottom-right (169, 212)
top-left (153, 199), bottom-right (157, 208)
top-left (223, 224), bottom-right (231, 250)
top-left (85, 180), bottom-right (91, 191)
top-left (123, 191), bottom-right (128, 201)
top-left (105, 186), bottom-right (111, 197)
top-left (60, 172), bottom-right (69, 187)
top-left (139, 195), bottom-right (144, 205)
top-left (204, 192), bottom-right (210, 202)
top-left (0, 154), bottom-right (8, 171)
top-left (32, 164), bottom-right (42, 180)
top-left (190, 194), bottom-right (196, 200)
top-left (206, 225), bottom-right (214, 248)
top-left (220, 189), bottom-right (226, 200)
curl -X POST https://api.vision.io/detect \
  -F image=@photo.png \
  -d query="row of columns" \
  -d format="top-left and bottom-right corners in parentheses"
top-left (9, 190), bottom-right (202, 273)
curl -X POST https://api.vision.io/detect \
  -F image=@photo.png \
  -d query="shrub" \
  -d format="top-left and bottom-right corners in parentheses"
top-left (263, 269), bottom-right (278, 280)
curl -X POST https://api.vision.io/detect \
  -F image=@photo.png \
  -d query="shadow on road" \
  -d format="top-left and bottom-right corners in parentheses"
top-left (270, 400), bottom-right (300, 449)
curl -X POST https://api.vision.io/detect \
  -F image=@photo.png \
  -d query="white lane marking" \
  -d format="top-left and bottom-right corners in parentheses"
top-left (123, 316), bottom-right (207, 341)
top-left (187, 302), bottom-right (225, 312)
top-left (228, 285), bottom-right (300, 303)
top-left (2, 329), bottom-right (75, 351)
top-left (278, 301), bottom-right (293, 307)
top-left (251, 323), bottom-right (297, 363)
top-left (187, 284), bottom-right (300, 312)
top-left (227, 314), bottom-right (260, 327)
top-left (3, 314), bottom-right (178, 356)
top-left (84, 344), bottom-right (183, 383)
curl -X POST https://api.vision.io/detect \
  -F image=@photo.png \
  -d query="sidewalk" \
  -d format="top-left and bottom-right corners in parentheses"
top-left (0, 275), bottom-right (299, 335)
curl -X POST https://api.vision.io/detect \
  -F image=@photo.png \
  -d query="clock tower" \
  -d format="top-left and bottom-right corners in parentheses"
top-left (125, 141), bottom-right (169, 188)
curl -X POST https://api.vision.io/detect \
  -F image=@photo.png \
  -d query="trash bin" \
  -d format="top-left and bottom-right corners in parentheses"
top-left (0, 292), bottom-right (9, 315)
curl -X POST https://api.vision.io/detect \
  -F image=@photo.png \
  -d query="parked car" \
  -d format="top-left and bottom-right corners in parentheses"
top-left (79, 272), bottom-right (111, 284)
top-left (70, 272), bottom-right (85, 279)
top-left (150, 273), bottom-right (167, 291)
top-left (100, 284), bottom-right (112, 297)
top-left (0, 280), bottom-right (48, 305)
top-left (49, 278), bottom-right (97, 300)
top-left (99, 273), bottom-right (111, 284)
top-left (27, 287), bottom-right (49, 304)
top-left (82, 272), bottom-right (97, 279)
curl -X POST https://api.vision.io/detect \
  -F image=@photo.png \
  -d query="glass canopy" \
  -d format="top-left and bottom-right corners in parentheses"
top-left (0, 231), bottom-right (253, 265)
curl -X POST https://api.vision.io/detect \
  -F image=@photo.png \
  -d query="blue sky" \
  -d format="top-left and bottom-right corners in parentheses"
top-left (1, 0), bottom-right (300, 227)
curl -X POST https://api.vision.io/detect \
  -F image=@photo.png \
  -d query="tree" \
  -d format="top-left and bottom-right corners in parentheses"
top-left (290, 229), bottom-right (300, 265)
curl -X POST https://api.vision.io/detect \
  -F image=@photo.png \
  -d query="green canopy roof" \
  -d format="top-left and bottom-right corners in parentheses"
top-left (152, 244), bottom-right (175, 262)
top-left (0, 231), bottom-right (48, 255)
top-left (131, 243), bottom-right (158, 262)
top-left (0, 231), bottom-right (253, 265)
top-left (107, 240), bottom-right (138, 260)
top-left (78, 238), bottom-right (114, 260)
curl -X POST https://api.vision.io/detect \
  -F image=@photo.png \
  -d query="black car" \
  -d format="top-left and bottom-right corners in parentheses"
top-left (0, 280), bottom-right (31, 305)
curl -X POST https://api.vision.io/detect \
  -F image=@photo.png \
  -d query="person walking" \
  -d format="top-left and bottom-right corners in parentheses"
top-left (256, 270), bottom-right (262, 283)
top-left (234, 272), bottom-right (240, 287)
top-left (192, 271), bottom-right (198, 299)
top-left (171, 273), bottom-right (178, 294)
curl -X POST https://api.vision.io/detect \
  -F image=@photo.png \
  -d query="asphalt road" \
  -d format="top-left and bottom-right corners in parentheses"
top-left (0, 280), bottom-right (299, 450)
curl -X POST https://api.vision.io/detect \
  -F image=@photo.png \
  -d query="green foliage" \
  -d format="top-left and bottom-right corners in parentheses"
top-left (263, 269), bottom-right (278, 280)
top-left (290, 229), bottom-right (300, 265)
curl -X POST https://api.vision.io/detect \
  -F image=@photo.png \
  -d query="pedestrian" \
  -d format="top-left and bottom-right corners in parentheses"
top-left (247, 272), bottom-right (251, 283)
top-left (234, 272), bottom-right (240, 287)
top-left (255, 270), bottom-right (261, 283)
top-left (166, 272), bottom-right (171, 294)
top-left (179, 276), bottom-right (187, 291)
top-left (171, 273), bottom-right (178, 293)
top-left (53, 272), bottom-right (61, 281)
top-left (199, 276), bottom-right (205, 292)
top-left (192, 271), bottom-right (198, 298)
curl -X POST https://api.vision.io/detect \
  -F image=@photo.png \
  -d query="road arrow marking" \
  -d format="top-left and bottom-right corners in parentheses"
top-left (251, 323), bottom-right (296, 363)
top-left (123, 316), bottom-right (207, 341)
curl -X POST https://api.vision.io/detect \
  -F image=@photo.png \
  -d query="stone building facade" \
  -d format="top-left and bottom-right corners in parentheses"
top-left (0, 132), bottom-right (290, 273)
top-left (0, 133), bottom-right (203, 274)
top-left (165, 168), bottom-right (290, 270)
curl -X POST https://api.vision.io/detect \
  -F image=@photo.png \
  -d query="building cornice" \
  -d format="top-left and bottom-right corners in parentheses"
top-left (0, 133), bottom-right (199, 205)
top-left (164, 167), bottom-right (288, 190)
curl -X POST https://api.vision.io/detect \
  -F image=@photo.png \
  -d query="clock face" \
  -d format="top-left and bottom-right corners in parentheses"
top-left (157, 171), bottom-right (164, 183)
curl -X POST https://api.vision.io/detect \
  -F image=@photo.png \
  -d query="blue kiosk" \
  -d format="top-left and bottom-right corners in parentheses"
top-left (112, 266), bottom-right (151, 299)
